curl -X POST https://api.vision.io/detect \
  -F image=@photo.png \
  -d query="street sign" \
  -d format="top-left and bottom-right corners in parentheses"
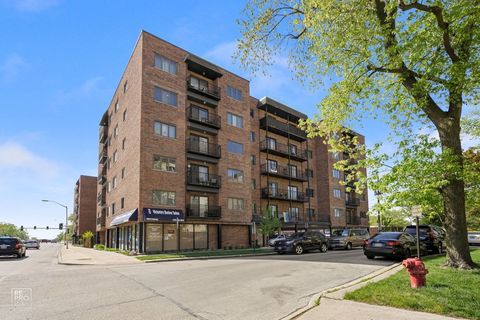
top-left (411, 205), bottom-right (422, 217)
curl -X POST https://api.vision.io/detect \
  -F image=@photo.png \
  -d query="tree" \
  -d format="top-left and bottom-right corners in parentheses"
top-left (0, 222), bottom-right (29, 240)
top-left (237, 0), bottom-right (480, 269)
top-left (258, 208), bottom-right (282, 239)
top-left (82, 231), bottom-right (94, 248)
top-left (369, 206), bottom-right (411, 230)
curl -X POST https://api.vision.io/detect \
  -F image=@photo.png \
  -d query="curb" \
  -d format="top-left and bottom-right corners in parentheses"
top-left (280, 262), bottom-right (403, 320)
top-left (142, 251), bottom-right (276, 263)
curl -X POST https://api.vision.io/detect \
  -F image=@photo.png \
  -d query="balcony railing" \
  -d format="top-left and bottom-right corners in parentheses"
top-left (259, 140), bottom-right (308, 161)
top-left (187, 106), bottom-right (221, 129)
top-left (186, 137), bottom-right (221, 158)
top-left (259, 116), bottom-right (307, 141)
top-left (99, 148), bottom-right (107, 164)
top-left (346, 197), bottom-right (361, 206)
top-left (186, 205), bottom-right (221, 218)
top-left (96, 210), bottom-right (106, 228)
top-left (260, 164), bottom-right (308, 182)
top-left (187, 171), bottom-right (221, 188)
top-left (99, 125), bottom-right (107, 143)
top-left (261, 187), bottom-right (307, 202)
top-left (186, 78), bottom-right (221, 100)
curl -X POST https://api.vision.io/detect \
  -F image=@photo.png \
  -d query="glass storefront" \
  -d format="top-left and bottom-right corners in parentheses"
top-left (145, 224), bottom-right (163, 252)
top-left (180, 224), bottom-right (194, 250)
top-left (163, 224), bottom-right (177, 251)
top-left (194, 225), bottom-right (208, 249)
top-left (144, 223), bottom-right (209, 252)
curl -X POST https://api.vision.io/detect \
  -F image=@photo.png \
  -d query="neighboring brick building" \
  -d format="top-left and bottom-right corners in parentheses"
top-left (95, 31), bottom-right (369, 253)
top-left (73, 175), bottom-right (97, 242)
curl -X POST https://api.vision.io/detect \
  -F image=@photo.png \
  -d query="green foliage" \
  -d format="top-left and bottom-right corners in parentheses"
top-left (82, 231), bottom-right (94, 240)
top-left (94, 244), bottom-right (105, 250)
top-left (0, 222), bottom-right (29, 240)
top-left (258, 207), bottom-right (282, 237)
top-left (369, 207), bottom-right (411, 230)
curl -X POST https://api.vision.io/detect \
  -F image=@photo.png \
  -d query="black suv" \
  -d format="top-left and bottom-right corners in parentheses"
top-left (404, 225), bottom-right (445, 254)
top-left (0, 236), bottom-right (26, 258)
top-left (274, 231), bottom-right (328, 255)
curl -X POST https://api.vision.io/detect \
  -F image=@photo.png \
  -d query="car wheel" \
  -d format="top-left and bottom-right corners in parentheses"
top-left (17, 253), bottom-right (22, 259)
top-left (295, 244), bottom-right (304, 255)
top-left (366, 254), bottom-right (375, 260)
top-left (437, 242), bottom-right (443, 254)
top-left (320, 243), bottom-right (328, 253)
top-left (346, 242), bottom-right (352, 250)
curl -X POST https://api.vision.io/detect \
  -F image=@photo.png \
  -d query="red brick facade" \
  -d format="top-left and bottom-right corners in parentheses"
top-left (73, 175), bottom-right (97, 241)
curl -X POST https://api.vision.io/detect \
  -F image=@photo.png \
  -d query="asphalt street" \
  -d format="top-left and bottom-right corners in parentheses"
top-left (0, 244), bottom-right (394, 320)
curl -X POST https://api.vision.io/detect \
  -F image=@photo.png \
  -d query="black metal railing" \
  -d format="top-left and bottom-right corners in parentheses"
top-left (187, 106), bottom-right (221, 129)
top-left (186, 78), bottom-right (221, 99)
top-left (186, 137), bottom-right (221, 158)
top-left (96, 211), bottom-right (106, 227)
top-left (98, 147), bottom-right (107, 164)
top-left (260, 164), bottom-right (308, 181)
top-left (187, 171), bottom-right (221, 188)
top-left (346, 197), bottom-right (360, 206)
top-left (186, 205), bottom-right (221, 218)
top-left (261, 187), bottom-right (307, 202)
top-left (99, 125), bottom-right (107, 143)
top-left (259, 116), bottom-right (307, 140)
top-left (259, 140), bottom-right (308, 161)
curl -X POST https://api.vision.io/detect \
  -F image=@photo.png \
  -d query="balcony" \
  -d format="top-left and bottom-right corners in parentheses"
top-left (260, 164), bottom-right (308, 182)
top-left (347, 215), bottom-right (361, 225)
top-left (96, 210), bottom-right (106, 228)
top-left (186, 78), bottom-right (221, 100)
top-left (186, 205), bottom-right (221, 219)
top-left (186, 137), bottom-right (221, 158)
top-left (99, 148), bottom-right (107, 164)
top-left (97, 189), bottom-right (106, 206)
top-left (259, 116), bottom-right (307, 142)
top-left (346, 196), bottom-right (360, 207)
top-left (259, 140), bottom-right (308, 162)
top-left (99, 125), bottom-right (107, 143)
top-left (187, 171), bottom-right (221, 188)
top-left (261, 187), bottom-right (308, 202)
top-left (187, 106), bottom-right (221, 129)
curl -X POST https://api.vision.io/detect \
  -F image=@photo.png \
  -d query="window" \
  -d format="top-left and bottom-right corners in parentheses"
top-left (288, 144), bottom-right (298, 156)
top-left (250, 155), bottom-right (256, 165)
top-left (253, 202), bottom-right (257, 214)
top-left (154, 53), bottom-right (177, 74)
top-left (227, 113), bottom-right (244, 128)
top-left (153, 190), bottom-right (176, 206)
top-left (268, 182), bottom-right (278, 196)
top-left (267, 159), bottom-right (277, 173)
top-left (121, 167), bottom-right (126, 179)
top-left (334, 208), bottom-right (343, 217)
top-left (268, 205), bottom-right (278, 217)
top-left (251, 179), bottom-right (256, 189)
top-left (306, 169), bottom-right (314, 177)
top-left (227, 168), bottom-right (244, 183)
top-left (250, 109), bottom-right (254, 118)
top-left (113, 150), bottom-right (118, 163)
top-left (227, 140), bottom-right (244, 154)
top-left (115, 100), bottom-right (119, 112)
top-left (111, 202), bottom-right (116, 215)
top-left (112, 176), bottom-right (117, 189)
top-left (123, 80), bottom-right (128, 93)
top-left (288, 165), bottom-right (297, 178)
top-left (307, 208), bottom-right (315, 219)
top-left (250, 131), bottom-right (255, 142)
top-left (107, 181), bottom-right (112, 192)
top-left (189, 76), bottom-right (208, 92)
top-left (333, 169), bottom-right (341, 179)
top-left (123, 109), bottom-right (127, 122)
top-left (108, 158), bottom-right (112, 169)
top-left (333, 152), bottom-right (341, 160)
top-left (153, 155), bottom-right (176, 172)
top-left (307, 150), bottom-right (313, 159)
top-left (114, 124), bottom-right (118, 137)
top-left (108, 136), bottom-right (112, 146)
top-left (154, 121), bottom-right (176, 138)
top-left (121, 197), bottom-right (125, 209)
top-left (228, 198), bottom-right (244, 210)
top-left (287, 207), bottom-right (299, 222)
top-left (287, 186), bottom-right (298, 200)
top-left (306, 188), bottom-right (314, 197)
top-left (333, 188), bottom-right (342, 198)
top-left (266, 137), bottom-right (276, 150)
top-left (122, 138), bottom-right (126, 150)
top-left (227, 86), bottom-right (242, 100)
top-left (154, 86), bottom-right (177, 106)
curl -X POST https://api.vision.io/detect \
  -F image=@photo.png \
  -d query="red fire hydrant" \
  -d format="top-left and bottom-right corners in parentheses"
top-left (402, 258), bottom-right (428, 288)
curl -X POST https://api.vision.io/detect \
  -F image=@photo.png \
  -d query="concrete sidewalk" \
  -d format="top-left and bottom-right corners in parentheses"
top-left (57, 245), bottom-right (142, 265)
top-left (288, 263), bottom-right (464, 320)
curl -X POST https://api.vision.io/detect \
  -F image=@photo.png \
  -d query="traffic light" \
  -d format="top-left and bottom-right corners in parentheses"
top-left (59, 223), bottom-right (63, 230)
top-left (20, 226), bottom-right (23, 231)
top-left (46, 226), bottom-right (49, 230)
top-left (34, 226), bottom-right (37, 230)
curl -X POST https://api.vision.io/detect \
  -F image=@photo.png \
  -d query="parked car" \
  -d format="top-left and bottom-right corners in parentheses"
top-left (404, 225), bottom-right (445, 254)
top-left (328, 228), bottom-right (370, 250)
top-left (0, 236), bottom-right (26, 258)
top-left (274, 231), bottom-right (328, 255)
top-left (363, 232), bottom-right (425, 260)
top-left (268, 234), bottom-right (286, 247)
top-left (25, 240), bottom-right (40, 249)
top-left (468, 231), bottom-right (480, 246)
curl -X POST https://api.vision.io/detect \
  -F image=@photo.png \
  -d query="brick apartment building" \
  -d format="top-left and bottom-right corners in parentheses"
top-left (73, 175), bottom-right (97, 243)
top-left (95, 31), bottom-right (369, 253)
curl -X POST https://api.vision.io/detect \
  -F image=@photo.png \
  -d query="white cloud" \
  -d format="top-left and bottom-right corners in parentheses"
top-left (0, 53), bottom-right (29, 82)
top-left (11, 0), bottom-right (60, 12)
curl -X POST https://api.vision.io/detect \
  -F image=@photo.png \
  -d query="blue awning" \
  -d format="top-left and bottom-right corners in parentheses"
top-left (110, 209), bottom-right (138, 227)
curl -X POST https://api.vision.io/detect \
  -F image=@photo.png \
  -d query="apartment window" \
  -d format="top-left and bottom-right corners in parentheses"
top-left (123, 109), bottom-right (127, 122)
top-left (306, 188), bottom-right (314, 197)
top-left (333, 188), bottom-right (342, 198)
top-left (288, 207), bottom-right (299, 221)
top-left (288, 144), bottom-right (298, 156)
top-left (333, 169), bottom-right (341, 179)
top-left (115, 100), bottom-right (119, 113)
top-left (306, 169), bottom-right (313, 177)
top-left (153, 190), bottom-right (176, 206)
top-left (121, 197), bottom-right (125, 209)
top-left (250, 109), bottom-right (254, 118)
top-left (107, 181), bottom-right (112, 192)
top-left (334, 208), bottom-right (343, 217)
top-left (153, 155), bottom-right (176, 172)
top-left (108, 158), bottom-right (112, 169)
top-left (227, 112), bottom-right (244, 128)
top-left (226, 86), bottom-right (242, 100)
top-left (112, 176), bottom-right (117, 189)
top-left (267, 159), bottom-right (277, 173)
top-left (121, 167), bottom-right (126, 179)
top-left (154, 86), bottom-right (177, 107)
top-left (114, 124), bottom-right (118, 137)
top-left (307, 150), bottom-right (313, 159)
top-left (307, 208), bottom-right (315, 219)
top-left (111, 202), bottom-right (116, 215)
top-left (189, 76), bottom-right (208, 92)
top-left (250, 155), bottom-right (256, 165)
top-left (122, 138), bottom-right (126, 150)
top-left (108, 113), bottom-right (112, 126)
top-left (288, 165), bottom-right (297, 178)
top-left (287, 186), bottom-right (298, 200)
top-left (154, 54), bottom-right (177, 75)
top-left (123, 80), bottom-right (128, 93)
top-left (227, 168), bottom-right (244, 183)
top-left (227, 140), bottom-right (244, 154)
top-left (333, 152), bottom-right (341, 160)
top-left (268, 205), bottom-right (278, 217)
top-left (266, 137), bottom-right (276, 150)
top-left (113, 150), bottom-right (118, 163)
top-left (250, 131), bottom-right (256, 142)
top-left (251, 179), bottom-right (256, 189)
top-left (253, 202), bottom-right (257, 214)
top-left (154, 121), bottom-right (176, 138)
top-left (228, 198), bottom-right (244, 210)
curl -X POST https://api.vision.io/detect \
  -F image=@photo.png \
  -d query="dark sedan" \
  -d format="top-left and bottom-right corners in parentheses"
top-left (363, 232), bottom-right (425, 260)
top-left (274, 231), bottom-right (328, 255)
top-left (0, 236), bottom-right (26, 258)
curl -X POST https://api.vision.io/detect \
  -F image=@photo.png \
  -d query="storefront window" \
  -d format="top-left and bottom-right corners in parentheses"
top-left (145, 224), bottom-right (163, 252)
top-left (180, 224), bottom-right (194, 251)
top-left (163, 224), bottom-right (178, 251)
top-left (194, 225), bottom-right (208, 249)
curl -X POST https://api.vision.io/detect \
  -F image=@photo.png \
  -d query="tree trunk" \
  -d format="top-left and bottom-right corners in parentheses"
top-left (437, 120), bottom-right (477, 269)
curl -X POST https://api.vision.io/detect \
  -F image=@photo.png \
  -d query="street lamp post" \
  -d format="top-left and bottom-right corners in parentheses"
top-left (42, 199), bottom-right (69, 249)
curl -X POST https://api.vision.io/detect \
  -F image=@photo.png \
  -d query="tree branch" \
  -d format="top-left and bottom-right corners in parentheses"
top-left (366, 63), bottom-right (451, 86)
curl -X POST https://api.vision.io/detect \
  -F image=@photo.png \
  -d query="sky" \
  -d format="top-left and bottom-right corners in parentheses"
top-left (0, 0), bottom-right (476, 239)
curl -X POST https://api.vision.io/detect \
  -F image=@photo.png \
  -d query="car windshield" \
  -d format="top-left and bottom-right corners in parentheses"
top-left (332, 230), bottom-right (349, 237)
top-left (286, 232), bottom-right (304, 239)
top-left (372, 232), bottom-right (402, 240)
top-left (0, 238), bottom-right (16, 245)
